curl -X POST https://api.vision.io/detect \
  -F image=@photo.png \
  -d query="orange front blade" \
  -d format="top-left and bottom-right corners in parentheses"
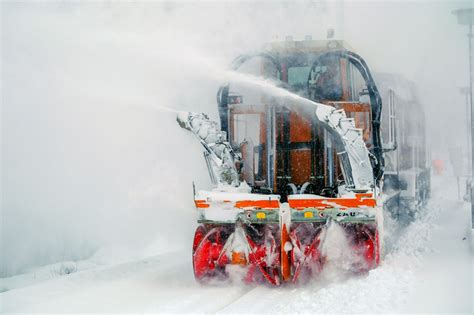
top-left (281, 223), bottom-right (291, 281)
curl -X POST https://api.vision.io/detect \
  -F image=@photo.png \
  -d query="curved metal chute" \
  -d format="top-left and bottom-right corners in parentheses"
top-left (307, 50), bottom-right (384, 183)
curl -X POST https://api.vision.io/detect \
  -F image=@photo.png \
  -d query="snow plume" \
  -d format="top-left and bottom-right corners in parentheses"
top-left (1, 3), bottom-right (217, 276)
top-left (318, 221), bottom-right (357, 276)
top-left (0, 2), bottom-right (346, 276)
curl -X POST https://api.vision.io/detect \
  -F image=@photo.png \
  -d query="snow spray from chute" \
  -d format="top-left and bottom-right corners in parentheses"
top-left (122, 103), bottom-right (182, 114)
top-left (118, 46), bottom-right (334, 120)
top-left (150, 105), bottom-right (182, 113)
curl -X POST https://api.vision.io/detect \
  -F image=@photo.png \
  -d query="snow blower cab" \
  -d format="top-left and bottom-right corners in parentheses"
top-left (177, 39), bottom-right (383, 285)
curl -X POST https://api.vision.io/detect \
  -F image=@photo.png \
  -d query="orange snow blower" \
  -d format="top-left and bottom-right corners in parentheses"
top-left (178, 39), bottom-right (383, 285)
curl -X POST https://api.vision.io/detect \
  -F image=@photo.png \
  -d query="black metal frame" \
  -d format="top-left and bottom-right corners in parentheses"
top-left (217, 49), bottom-right (384, 198)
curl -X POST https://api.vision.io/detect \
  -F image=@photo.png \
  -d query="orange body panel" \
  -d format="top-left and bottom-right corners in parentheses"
top-left (280, 224), bottom-right (291, 281)
top-left (288, 110), bottom-right (312, 185)
top-left (289, 111), bottom-right (311, 142)
top-left (195, 200), bottom-right (210, 208)
top-left (235, 200), bottom-right (279, 209)
top-left (195, 199), bottom-right (279, 209)
top-left (289, 193), bottom-right (376, 210)
top-left (290, 150), bottom-right (312, 185)
top-left (333, 102), bottom-right (371, 113)
top-left (231, 252), bottom-right (247, 265)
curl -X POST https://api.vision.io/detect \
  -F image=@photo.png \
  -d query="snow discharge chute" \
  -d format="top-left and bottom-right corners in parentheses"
top-left (177, 39), bottom-right (383, 285)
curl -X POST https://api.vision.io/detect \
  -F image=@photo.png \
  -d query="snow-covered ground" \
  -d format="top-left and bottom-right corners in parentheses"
top-left (1, 173), bottom-right (471, 313)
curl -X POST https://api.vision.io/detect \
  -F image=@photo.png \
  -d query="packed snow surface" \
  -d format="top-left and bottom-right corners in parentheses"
top-left (1, 174), bottom-right (471, 313)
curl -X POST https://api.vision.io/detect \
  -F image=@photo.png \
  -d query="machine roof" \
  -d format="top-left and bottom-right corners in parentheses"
top-left (263, 39), bottom-right (353, 54)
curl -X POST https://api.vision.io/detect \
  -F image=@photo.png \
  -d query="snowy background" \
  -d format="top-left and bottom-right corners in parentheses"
top-left (1, 1), bottom-right (472, 313)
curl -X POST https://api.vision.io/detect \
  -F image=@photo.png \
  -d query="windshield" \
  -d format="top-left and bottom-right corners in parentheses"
top-left (288, 66), bottom-right (311, 92)
top-left (231, 111), bottom-right (266, 187)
